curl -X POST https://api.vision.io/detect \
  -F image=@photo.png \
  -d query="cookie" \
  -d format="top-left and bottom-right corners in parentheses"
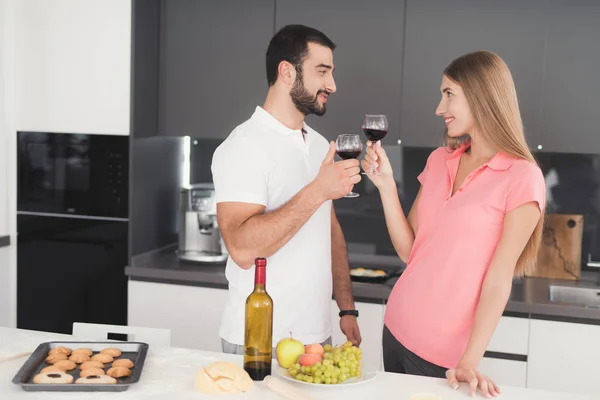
top-left (71, 348), bottom-right (93, 356)
top-left (91, 353), bottom-right (114, 363)
top-left (100, 348), bottom-right (122, 357)
top-left (75, 375), bottom-right (116, 384)
top-left (107, 366), bottom-right (132, 378)
top-left (48, 347), bottom-right (71, 356)
top-left (53, 360), bottom-right (77, 371)
top-left (80, 360), bottom-right (104, 370)
top-left (69, 352), bottom-right (90, 363)
top-left (40, 365), bottom-right (63, 374)
top-left (45, 353), bottom-right (68, 364)
top-left (80, 367), bottom-right (106, 377)
top-left (33, 372), bottom-right (74, 384)
top-left (112, 358), bottom-right (134, 368)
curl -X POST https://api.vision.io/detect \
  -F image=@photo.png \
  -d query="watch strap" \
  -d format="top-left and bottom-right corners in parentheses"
top-left (339, 309), bottom-right (359, 318)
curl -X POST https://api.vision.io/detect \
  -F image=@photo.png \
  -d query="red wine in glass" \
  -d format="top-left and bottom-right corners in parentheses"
top-left (336, 150), bottom-right (361, 160)
top-left (362, 128), bottom-right (388, 142)
top-left (362, 114), bottom-right (388, 174)
top-left (335, 134), bottom-right (363, 198)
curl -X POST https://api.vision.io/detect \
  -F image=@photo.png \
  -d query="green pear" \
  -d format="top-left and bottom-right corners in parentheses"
top-left (275, 334), bottom-right (305, 368)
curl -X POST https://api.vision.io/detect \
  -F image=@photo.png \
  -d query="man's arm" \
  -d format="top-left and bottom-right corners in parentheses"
top-left (217, 142), bottom-right (361, 269)
top-left (331, 206), bottom-right (354, 311)
top-left (218, 181), bottom-right (325, 269)
top-left (331, 206), bottom-right (362, 346)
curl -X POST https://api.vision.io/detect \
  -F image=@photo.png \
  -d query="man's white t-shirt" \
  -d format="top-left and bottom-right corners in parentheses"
top-left (211, 106), bottom-right (333, 346)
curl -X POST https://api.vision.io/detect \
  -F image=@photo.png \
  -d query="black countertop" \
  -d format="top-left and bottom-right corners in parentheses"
top-left (0, 235), bottom-right (10, 248)
top-left (126, 245), bottom-right (600, 324)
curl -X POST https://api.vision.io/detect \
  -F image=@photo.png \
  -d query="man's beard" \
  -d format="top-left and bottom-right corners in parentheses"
top-left (290, 74), bottom-right (328, 117)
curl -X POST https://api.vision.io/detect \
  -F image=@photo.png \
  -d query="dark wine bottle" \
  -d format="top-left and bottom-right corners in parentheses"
top-left (243, 258), bottom-right (273, 380)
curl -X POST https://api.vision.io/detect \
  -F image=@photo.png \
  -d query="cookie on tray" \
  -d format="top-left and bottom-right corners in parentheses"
top-left (91, 353), bottom-right (114, 363)
top-left (71, 348), bottom-right (93, 356)
top-left (80, 367), bottom-right (106, 377)
top-left (33, 372), bottom-right (74, 384)
top-left (80, 360), bottom-right (104, 370)
top-left (48, 347), bottom-right (71, 356)
top-left (75, 375), bottom-right (117, 384)
top-left (112, 358), bottom-right (134, 368)
top-left (100, 348), bottom-right (122, 357)
top-left (45, 353), bottom-right (68, 364)
top-left (40, 365), bottom-right (63, 374)
top-left (69, 352), bottom-right (90, 363)
top-left (107, 366), bottom-right (132, 378)
top-left (53, 360), bottom-right (77, 371)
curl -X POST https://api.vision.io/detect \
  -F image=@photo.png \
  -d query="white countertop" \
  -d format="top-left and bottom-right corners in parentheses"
top-left (0, 327), bottom-right (596, 400)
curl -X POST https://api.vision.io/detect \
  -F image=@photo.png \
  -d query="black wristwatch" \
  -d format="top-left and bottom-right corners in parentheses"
top-left (339, 309), bottom-right (359, 318)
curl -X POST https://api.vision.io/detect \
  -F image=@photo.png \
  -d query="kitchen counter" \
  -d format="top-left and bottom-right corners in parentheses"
top-left (126, 245), bottom-right (600, 323)
top-left (1, 327), bottom-right (597, 399)
top-left (0, 235), bottom-right (10, 248)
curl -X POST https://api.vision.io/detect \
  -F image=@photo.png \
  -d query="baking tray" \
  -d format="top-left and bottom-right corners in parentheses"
top-left (12, 341), bottom-right (149, 392)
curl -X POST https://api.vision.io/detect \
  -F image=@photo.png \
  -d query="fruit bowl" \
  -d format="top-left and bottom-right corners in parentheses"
top-left (275, 340), bottom-right (378, 387)
top-left (274, 365), bottom-right (378, 387)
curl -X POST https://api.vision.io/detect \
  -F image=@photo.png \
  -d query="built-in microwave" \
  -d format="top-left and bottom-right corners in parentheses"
top-left (17, 131), bottom-right (129, 218)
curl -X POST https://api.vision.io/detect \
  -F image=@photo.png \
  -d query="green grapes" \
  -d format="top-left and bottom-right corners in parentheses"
top-left (287, 342), bottom-right (362, 385)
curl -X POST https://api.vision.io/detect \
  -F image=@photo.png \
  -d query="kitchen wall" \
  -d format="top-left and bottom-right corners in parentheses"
top-left (0, 0), bottom-right (17, 328)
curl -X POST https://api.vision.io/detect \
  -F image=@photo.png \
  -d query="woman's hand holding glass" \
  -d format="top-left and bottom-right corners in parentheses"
top-left (361, 141), bottom-right (395, 191)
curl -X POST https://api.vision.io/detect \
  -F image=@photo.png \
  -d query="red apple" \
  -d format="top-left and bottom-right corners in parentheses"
top-left (304, 343), bottom-right (324, 358)
top-left (298, 353), bottom-right (322, 367)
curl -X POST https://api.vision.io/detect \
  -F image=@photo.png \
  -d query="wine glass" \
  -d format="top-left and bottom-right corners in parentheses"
top-left (362, 115), bottom-right (388, 174)
top-left (335, 134), bottom-right (363, 199)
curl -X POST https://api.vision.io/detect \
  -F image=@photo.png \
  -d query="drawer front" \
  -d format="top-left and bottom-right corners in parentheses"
top-left (479, 357), bottom-right (527, 388)
top-left (487, 316), bottom-right (529, 355)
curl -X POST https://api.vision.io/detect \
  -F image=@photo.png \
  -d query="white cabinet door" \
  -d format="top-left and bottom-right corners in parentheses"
top-left (128, 281), bottom-right (228, 353)
top-left (15, 0), bottom-right (131, 135)
top-left (527, 319), bottom-right (600, 397)
top-left (479, 358), bottom-right (527, 388)
top-left (479, 316), bottom-right (529, 388)
top-left (331, 301), bottom-right (384, 371)
top-left (487, 316), bottom-right (530, 355)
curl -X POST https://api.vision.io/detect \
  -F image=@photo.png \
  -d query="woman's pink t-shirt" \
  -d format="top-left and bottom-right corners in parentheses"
top-left (384, 146), bottom-right (546, 368)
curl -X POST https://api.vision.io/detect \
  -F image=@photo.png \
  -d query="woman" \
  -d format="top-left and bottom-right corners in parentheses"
top-left (362, 51), bottom-right (545, 398)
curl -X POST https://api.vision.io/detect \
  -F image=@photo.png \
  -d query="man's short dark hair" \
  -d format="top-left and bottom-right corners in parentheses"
top-left (266, 24), bottom-right (336, 86)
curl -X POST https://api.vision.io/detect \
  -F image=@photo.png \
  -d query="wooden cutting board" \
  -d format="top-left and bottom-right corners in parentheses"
top-left (527, 213), bottom-right (584, 280)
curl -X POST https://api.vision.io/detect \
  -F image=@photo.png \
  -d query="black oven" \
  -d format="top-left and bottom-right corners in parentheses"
top-left (17, 132), bottom-right (130, 335)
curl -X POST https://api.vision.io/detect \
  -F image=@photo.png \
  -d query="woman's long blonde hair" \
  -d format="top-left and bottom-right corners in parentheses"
top-left (442, 50), bottom-right (544, 277)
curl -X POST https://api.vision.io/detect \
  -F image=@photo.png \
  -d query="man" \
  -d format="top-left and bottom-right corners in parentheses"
top-left (211, 24), bottom-right (362, 355)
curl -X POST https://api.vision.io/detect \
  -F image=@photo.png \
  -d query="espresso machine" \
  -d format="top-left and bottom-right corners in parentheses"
top-left (177, 183), bottom-right (229, 263)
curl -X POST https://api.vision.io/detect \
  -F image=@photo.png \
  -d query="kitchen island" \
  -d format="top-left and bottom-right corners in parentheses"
top-left (1, 327), bottom-right (597, 400)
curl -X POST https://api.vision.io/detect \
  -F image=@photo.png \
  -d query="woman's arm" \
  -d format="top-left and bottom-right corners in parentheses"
top-left (379, 185), bottom-right (421, 262)
top-left (361, 141), bottom-right (421, 262)
top-left (446, 201), bottom-right (541, 397)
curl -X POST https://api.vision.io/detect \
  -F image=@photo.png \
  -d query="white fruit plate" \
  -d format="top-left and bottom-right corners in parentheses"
top-left (274, 365), bottom-right (378, 387)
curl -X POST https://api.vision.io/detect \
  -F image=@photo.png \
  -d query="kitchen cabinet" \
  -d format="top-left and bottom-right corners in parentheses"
top-left (400, 0), bottom-right (548, 148)
top-left (486, 316), bottom-right (529, 356)
top-left (538, 1), bottom-right (600, 154)
top-left (158, 0), bottom-right (274, 139)
top-left (275, 0), bottom-right (404, 143)
top-left (128, 280), bottom-right (228, 352)
top-left (527, 318), bottom-right (600, 397)
top-left (15, 0), bottom-right (131, 135)
top-left (479, 358), bottom-right (527, 388)
top-left (331, 301), bottom-right (385, 372)
top-left (479, 316), bottom-right (529, 388)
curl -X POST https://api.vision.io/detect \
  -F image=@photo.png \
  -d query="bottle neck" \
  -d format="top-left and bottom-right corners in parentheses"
top-left (254, 265), bottom-right (266, 291)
